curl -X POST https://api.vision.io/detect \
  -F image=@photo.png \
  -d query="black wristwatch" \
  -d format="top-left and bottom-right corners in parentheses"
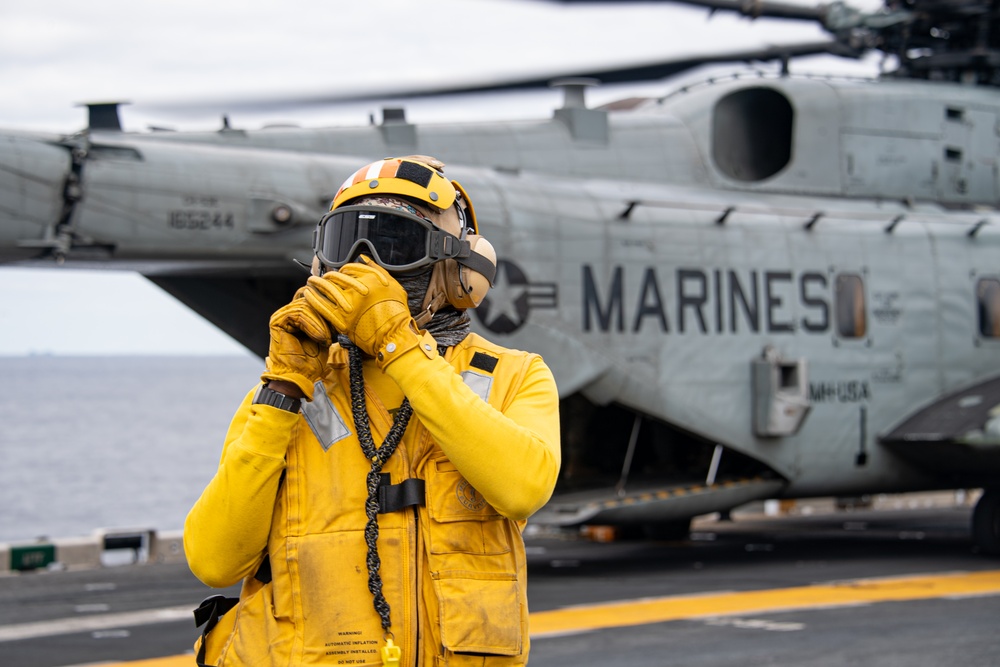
top-left (253, 384), bottom-right (302, 413)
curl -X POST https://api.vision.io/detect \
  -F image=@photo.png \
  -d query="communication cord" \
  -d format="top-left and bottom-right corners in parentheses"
top-left (341, 335), bottom-right (413, 641)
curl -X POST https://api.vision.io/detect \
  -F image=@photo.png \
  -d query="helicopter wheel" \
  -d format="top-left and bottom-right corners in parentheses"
top-left (972, 488), bottom-right (1000, 556)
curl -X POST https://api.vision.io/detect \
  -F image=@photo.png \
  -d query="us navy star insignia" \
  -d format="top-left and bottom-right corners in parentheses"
top-left (475, 259), bottom-right (558, 334)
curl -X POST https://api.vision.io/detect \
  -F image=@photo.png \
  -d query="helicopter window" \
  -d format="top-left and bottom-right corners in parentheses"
top-left (835, 274), bottom-right (867, 339)
top-left (945, 147), bottom-right (962, 162)
top-left (711, 87), bottom-right (793, 182)
top-left (978, 278), bottom-right (1000, 338)
top-left (946, 107), bottom-right (964, 121)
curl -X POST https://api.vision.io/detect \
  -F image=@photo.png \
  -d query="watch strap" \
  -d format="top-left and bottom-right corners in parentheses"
top-left (253, 384), bottom-right (302, 413)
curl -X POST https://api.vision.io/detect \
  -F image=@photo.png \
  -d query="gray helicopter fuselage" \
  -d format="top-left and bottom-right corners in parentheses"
top-left (459, 166), bottom-right (999, 498)
top-left (1, 72), bottom-right (998, 528)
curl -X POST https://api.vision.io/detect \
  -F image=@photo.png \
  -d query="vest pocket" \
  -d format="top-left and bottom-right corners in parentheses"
top-left (432, 570), bottom-right (523, 657)
top-left (427, 460), bottom-right (511, 555)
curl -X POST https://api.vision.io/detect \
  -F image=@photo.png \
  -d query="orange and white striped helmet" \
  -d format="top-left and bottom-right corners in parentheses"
top-left (330, 156), bottom-right (478, 233)
top-left (321, 155), bottom-right (494, 320)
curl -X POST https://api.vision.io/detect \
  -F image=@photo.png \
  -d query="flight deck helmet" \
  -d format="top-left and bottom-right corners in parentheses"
top-left (314, 156), bottom-right (496, 324)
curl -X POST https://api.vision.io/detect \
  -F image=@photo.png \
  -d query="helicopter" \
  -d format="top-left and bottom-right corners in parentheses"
top-left (2, 0), bottom-right (999, 553)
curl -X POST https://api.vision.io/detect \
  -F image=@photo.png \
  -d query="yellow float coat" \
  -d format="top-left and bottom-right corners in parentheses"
top-left (185, 333), bottom-right (561, 666)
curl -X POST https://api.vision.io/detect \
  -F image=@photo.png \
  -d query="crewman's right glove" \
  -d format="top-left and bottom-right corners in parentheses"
top-left (260, 289), bottom-right (332, 401)
top-left (304, 257), bottom-right (436, 369)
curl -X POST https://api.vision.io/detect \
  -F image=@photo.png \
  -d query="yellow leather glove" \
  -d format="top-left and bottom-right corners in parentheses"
top-left (260, 288), bottom-right (332, 400)
top-left (304, 258), bottom-right (435, 368)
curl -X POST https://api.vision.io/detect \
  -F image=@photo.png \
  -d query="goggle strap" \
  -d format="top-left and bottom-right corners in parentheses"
top-left (428, 232), bottom-right (462, 261)
top-left (456, 251), bottom-right (497, 285)
top-left (434, 232), bottom-right (495, 284)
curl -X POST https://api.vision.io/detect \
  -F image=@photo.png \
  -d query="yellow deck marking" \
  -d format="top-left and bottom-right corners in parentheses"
top-left (100, 570), bottom-right (1000, 665)
top-left (101, 657), bottom-right (194, 667)
top-left (530, 569), bottom-right (1000, 637)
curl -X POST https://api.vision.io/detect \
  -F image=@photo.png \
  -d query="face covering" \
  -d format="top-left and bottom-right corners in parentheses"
top-left (352, 196), bottom-right (471, 349)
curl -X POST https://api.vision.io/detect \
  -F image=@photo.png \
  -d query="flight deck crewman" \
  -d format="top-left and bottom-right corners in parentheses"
top-left (184, 155), bottom-right (561, 667)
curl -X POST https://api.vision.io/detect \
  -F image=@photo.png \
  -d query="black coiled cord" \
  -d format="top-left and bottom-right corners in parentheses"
top-left (341, 335), bottom-right (413, 634)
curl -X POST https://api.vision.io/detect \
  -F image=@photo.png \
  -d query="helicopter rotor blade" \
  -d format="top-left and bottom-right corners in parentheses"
top-left (540, 0), bottom-right (828, 23)
top-left (144, 39), bottom-right (852, 116)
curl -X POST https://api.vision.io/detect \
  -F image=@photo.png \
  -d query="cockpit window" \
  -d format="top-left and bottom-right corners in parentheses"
top-left (978, 278), bottom-right (1000, 338)
top-left (712, 87), bottom-right (793, 182)
top-left (835, 274), bottom-right (867, 338)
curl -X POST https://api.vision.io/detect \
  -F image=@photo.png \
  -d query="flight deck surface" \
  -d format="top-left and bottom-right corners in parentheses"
top-left (2, 502), bottom-right (997, 667)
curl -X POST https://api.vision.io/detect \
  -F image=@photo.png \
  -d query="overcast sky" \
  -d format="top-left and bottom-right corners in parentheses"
top-left (0, 0), bottom-right (882, 355)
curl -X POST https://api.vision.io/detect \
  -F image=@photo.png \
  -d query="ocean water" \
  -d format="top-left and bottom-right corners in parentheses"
top-left (0, 355), bottom-right (264, 543)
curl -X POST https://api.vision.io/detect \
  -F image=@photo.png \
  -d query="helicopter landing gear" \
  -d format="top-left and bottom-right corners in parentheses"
top-left (972, 489), bottom-right (1000, 556)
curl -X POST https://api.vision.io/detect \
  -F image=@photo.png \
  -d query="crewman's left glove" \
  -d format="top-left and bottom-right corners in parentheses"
top-left (304, 257), bottom-right (437, 368)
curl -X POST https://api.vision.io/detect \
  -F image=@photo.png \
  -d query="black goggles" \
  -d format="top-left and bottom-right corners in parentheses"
top-left (313, 205), bottom-right (470, 274)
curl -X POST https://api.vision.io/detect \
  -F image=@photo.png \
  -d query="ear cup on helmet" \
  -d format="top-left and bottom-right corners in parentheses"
top-left (445, 235), bottom-right (496, 309)
top-left (419, 235), bottom-right (497, 320)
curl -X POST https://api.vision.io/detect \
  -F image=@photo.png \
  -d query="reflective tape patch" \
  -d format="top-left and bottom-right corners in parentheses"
top-left (461, 370), bottom-right (493, 403)
top-left (301, 380), bottom-right (351, 451)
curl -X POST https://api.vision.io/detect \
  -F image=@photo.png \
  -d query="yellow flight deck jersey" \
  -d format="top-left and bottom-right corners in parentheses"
top-left (185, 332), bottom-right (561, 666)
